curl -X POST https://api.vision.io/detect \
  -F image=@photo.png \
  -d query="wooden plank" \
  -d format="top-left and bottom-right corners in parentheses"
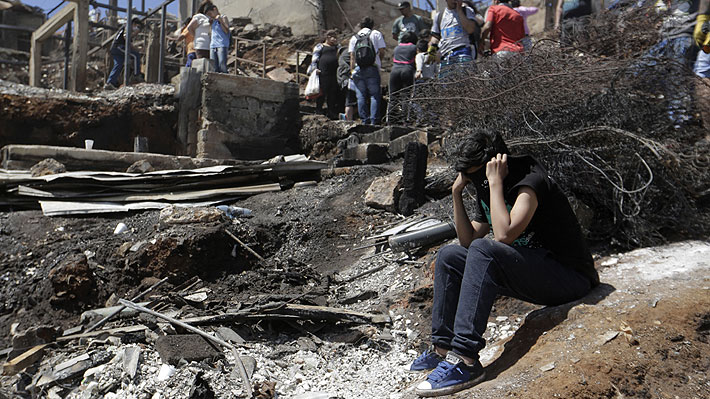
top-left (29, 38), bottom-right (42, 87)
top-left (71, 0), bottom-right (89, 92)
top-left (2, 344), bottom-right (48, 376)
top-left (32, 3), bottom-right (76, 42)
top-left (56, 324), bottom-right (148, 342)
top-left (145, 24), bottom-right (160, 83)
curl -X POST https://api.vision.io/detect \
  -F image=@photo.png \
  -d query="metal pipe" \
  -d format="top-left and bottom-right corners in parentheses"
top-left (63, 21), bottom-right (71, 90)
top-left (119, 299), bottom-right (253, 397)
top-left (158, 4), bottom-right (166, 83)
top-left (141, 0), bottom-right (145, 12)
top-left (90, 1), bottom-right (148, 16)
top-left (387, 222), bottom-right (457, 253)
top-left (124, 0), bottom-right (132, 87)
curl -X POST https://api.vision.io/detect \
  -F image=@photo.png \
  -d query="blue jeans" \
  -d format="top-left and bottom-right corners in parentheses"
top-left (107, 46), bottom-right (140, 86)
top-left (432, 239), bottom-right (592, 359)
top-left (353, 65), bottom-right (381, 125)
top-left (210, 47), bottom-right (228, 73)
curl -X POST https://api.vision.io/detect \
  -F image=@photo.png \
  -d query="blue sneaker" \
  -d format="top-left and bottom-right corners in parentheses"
top-left (415, 352), bottom-right (485, 397)
top-left (407, 346), bottom-right (444, 373)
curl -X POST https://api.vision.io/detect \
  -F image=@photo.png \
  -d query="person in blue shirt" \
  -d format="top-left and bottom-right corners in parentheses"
top-left (210, 9), bottom-right (230, 73)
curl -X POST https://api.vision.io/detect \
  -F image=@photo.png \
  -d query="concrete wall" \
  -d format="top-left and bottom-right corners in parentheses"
top-left (210, 0), bottom-right (319, 36)
top-left (198, 73), bottom-right (301, 160)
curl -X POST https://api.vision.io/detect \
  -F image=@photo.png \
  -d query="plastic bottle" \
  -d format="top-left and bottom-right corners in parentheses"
top-left (216, 205), bottom-right (253, 218)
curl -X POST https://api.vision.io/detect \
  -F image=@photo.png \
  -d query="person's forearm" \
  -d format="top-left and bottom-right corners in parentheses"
top-left (453, 189), bottom-right (475, 247)
top-left (554, 4), bottom-right (563, 28)
top-left (489, 181), bottom-right (512, 243)
top-left (458, 9), bottom-right (477, 34)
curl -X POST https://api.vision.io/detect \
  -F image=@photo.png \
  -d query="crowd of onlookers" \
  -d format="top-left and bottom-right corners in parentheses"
top-left (104, 0), bottom-right (230, 90)
top-left (102, 0), bottom-right (710, 131)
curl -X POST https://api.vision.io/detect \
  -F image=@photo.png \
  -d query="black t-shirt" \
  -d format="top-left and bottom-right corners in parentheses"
top-left (470, 155), bottom-right (599, 285)
top-left (318, 45), bottom-right (339, 76)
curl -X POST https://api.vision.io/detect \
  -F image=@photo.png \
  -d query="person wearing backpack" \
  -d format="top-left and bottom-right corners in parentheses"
top-left (348, 17), bottom-right (387, 125)
top-left (429, 0), bottom-right (481, 76)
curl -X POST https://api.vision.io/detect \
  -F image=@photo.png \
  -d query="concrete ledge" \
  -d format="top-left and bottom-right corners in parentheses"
top-left (342, 143), bottom-right (389, 165)
top-left (0, 145), bottom-right (244, 172)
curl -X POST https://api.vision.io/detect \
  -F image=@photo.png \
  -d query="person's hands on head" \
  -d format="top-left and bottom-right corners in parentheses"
top-left (486, 153), bottom-right (508, 185)
top-left (452, 172), bottom-right (470, 194)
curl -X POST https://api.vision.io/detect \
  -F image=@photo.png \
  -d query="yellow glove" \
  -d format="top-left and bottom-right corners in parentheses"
top-left (426, 44), bottom-right (439, 64)
top-left (694, 14), bottom-right (710, 53)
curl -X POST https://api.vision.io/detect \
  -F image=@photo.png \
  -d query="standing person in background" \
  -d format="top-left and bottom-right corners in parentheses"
top-left (390, 31), bottom-right (418, 98)
top-left (174, 17), bottom-right (197, 68)
top-left (511, 0), bottom-right (538, 51)
top-left (415, 39), bottom-right (437, 81)
top-left (392, 1), bottom-right (427, 42)
top-left (389, 31), bottom-right (418, 122)
top-left (210, 9), bottom-right (230, 73)
top-left (180, 2), bottom-right (217, 61)
top-left (104, 17), bottom-right (144, 90)
top-left (481, 0), bottom-right (525, 57)
top-left (349, 17), bottom-right (387, 125)
top-left (337, 46), bottom-right (357, 121)
top-left (308, 30), bottom-right (342, 119)
top-left (429, 0), bottom-right (479, 75)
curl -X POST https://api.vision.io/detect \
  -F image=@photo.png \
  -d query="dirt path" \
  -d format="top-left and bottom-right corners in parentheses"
top-left (398, 240), bottom-right (710, 399)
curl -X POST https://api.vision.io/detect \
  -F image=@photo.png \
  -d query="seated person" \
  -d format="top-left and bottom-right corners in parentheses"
top-left (409, 130), bottom-right (599, 397)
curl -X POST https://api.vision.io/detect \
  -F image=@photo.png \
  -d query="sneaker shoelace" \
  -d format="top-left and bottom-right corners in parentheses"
top-left (428, 361), bottom-right (458, 382)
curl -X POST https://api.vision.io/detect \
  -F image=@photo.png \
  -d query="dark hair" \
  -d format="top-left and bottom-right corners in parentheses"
top-left (453, 130), bottom-right (509, 172)
top-left (510, 0), bottom-right (521, 7)
top-left (197, 0), bottom-right (213, 14)
top-left (416, 39), bottom-right (428, 52)
top-left (204, 3), bottom-right (217, 13)
top-left (400, 31), bottom-right (417, 45)
top-left (359, 17), bottom-right (374, 30)
top-left (419, 28), bottom-right (431, 38)
top-left (324, 29), bottom-right (338, 39)
top-left (183, 17), bottom-right (192, 27)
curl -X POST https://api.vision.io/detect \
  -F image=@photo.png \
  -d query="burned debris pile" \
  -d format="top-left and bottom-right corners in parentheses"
top-left (389, 5), bottom-right (710, 248)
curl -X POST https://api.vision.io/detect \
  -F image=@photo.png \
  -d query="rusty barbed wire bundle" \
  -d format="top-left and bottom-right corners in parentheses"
top-left (387, 4), bottom-right (710, 248)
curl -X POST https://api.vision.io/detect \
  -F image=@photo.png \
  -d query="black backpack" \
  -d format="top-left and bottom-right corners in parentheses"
top-left (354, 30), bottom-right (377, 67)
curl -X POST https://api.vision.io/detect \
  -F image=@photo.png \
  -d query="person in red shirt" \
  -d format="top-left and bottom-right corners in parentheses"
top-left (481, 0), bottom-right (525, 56)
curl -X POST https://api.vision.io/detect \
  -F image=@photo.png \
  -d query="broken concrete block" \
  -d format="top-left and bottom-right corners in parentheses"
top-left (10, 326), bottom-right (61, 359)
top-left (358, 126), bottom-right (414, 144)
top-left (200, 73), bottom-right (301, 160)
top-left (30, 158), bottom-right (66, 177)
top-left (126, 160), bottom-right (154, 174)
top-left (388, 131), bottom-right (432, 159)
top-left (155, 334), bottom-right (221, 366)
top-left (158, 206), bottom-right (223, 225)
top-left (364, 172), bottom-right (402, 212)
top-left (123, 347), bottom-right (140, 379)
top-left (191, 58), bottom-right (213, 73)
top-left (266, 67), bottom-right (294, 82)
top-left (215, 327), bottom-right (245, 344)
top-left (342, 143), bottom-right (389, 165)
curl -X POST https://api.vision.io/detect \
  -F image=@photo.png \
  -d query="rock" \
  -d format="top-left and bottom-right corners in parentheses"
top-left (267, 67), bottom-right (294, 83)
top-left (156, 364), bottom-right (176, 381)
top-left (159, 206), bottom-right (223, 225)
top-left (296, 337), bottom-right (317, 352)
top-left (329, 329), bottom-right (365, 344)
top-left (126, 160), bottom-right (154, 173)
top-left (215, 327), bottom-right (245, 344)
top-left (243, 23), bottom-right (256, 33)
top-left (424, 168), bottom-right (456, 200)
top-left (540, 362), bottom-right (555, 372)
top-left (267, 344), bottom-right (298, 359)
top-left (30, 158), bottom-right (66, 177)
top-left (364, 172), bottom-right (402, 213)
top-left (155, 335), bottom-right (222, 366)
top-left (48, 254), bottom-right (95, 304)
top-left (122, 347), bottom-right (140, 378)
top-left (10, 326), bottom-right (61, 359)
top-left (238, 355), bottom-right (257, 379)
